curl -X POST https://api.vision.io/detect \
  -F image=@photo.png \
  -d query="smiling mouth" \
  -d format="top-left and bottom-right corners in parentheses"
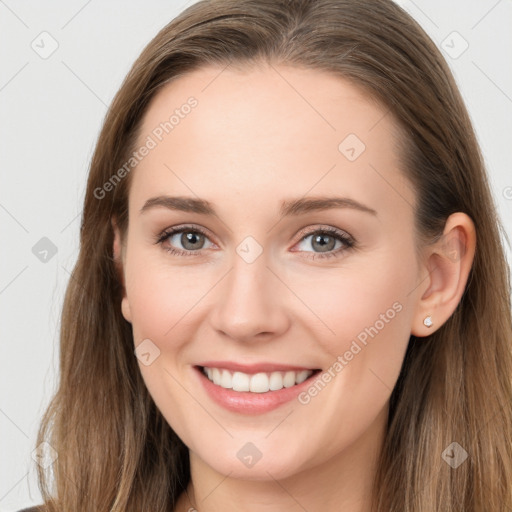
top-left (198, 365), bottom-right (322, 393)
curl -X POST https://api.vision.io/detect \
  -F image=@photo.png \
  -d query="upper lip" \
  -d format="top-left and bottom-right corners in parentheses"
top-left (196, 361), bottom-right (320, 374)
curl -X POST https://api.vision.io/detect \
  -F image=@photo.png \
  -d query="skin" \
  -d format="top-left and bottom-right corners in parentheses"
top-left (112, 63), bottom-right (476, 512)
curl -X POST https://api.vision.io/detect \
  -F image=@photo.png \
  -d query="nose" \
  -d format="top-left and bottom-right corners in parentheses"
top-left (208, 249), bottom-right (290, 343)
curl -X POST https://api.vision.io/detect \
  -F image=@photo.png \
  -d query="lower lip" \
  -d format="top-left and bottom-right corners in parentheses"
top-left (194, 366), bottom-right (321, 415)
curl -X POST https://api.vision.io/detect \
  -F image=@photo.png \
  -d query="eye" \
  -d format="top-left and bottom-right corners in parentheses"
top-left (155, 224), bottom-right (356, 260)
top-left (155, 225), bottom-right (215, 257)
top-left (293, 226), bottom-right (355, 260)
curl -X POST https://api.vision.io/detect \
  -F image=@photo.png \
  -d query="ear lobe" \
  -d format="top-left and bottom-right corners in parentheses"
top-left (411, 212), bottom-right (476, 337)
top-left (111, 217), bottom-right (132, 324)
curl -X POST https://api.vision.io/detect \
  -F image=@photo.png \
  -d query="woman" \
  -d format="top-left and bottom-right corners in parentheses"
top-left (25, 0), bottom-right (512, 510)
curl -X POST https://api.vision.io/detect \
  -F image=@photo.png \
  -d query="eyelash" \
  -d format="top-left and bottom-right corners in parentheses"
top-left (155, 224), bottom-right (355, 260)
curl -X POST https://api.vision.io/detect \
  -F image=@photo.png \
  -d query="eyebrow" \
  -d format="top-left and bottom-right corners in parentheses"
top-left (139, 195), bottom-right (377, 217)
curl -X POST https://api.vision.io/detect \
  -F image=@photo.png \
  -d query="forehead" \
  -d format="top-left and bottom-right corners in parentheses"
top-left (129, 63), bottom-right (414, 222)
top-left (141, 63), bottom-right (388, 148)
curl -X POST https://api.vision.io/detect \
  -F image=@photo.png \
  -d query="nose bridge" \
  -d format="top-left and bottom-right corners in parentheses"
top-left (209, 241), bottom-right (287, 341)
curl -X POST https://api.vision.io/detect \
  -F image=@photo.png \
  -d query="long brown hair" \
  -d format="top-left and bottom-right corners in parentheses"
top-left (34, 0), bottom-right (512, 510)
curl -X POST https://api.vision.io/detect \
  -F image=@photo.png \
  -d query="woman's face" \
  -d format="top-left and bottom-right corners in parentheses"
top-left (115, 63), bottom-right (425, 480)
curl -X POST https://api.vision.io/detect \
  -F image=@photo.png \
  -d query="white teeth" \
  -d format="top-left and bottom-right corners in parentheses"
top-left (220, 369), bottom-right (232, 388)
top-left (269, 372), bottom-right (283, 391)
top-left (203, 367), bottom-right (314, 393)
top-left (249, 373), bottom-right (268, 393)
top-left (283, 371), bottom-right (296, 388)
top-left (232, 371), bottom-right (250, 391)
top-left (295, 370), bottom-right (310, 384)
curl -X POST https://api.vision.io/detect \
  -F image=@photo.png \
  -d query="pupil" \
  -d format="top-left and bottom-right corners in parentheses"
top-left (313, 234), bottom-right (334, 252)
top-left (183, 232), bottom-right (202, 250)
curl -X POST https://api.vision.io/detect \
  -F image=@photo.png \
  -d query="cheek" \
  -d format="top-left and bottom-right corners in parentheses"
top-left (302, 259), bottom-right (412, 347)
top-left (290, 268), bottom-right (414, 465)
top-left (295, 250), bottom-right (416, 413)
top-left (124, 248), bottom-right (206, 342)
top-left (122, 249), bottom-right (203, 428)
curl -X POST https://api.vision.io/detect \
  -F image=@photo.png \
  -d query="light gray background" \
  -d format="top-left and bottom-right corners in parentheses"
top-left (1, 0), bottom-right (511, 510)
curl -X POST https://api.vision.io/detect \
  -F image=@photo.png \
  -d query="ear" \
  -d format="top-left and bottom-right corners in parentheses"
top-left (111, 216), bottom-right (132, 324)
top-left (411, 212), bottom-right (476, 337)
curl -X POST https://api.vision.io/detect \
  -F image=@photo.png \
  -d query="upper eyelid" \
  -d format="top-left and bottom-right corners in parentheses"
top-left (159, 224), bottom-right (216, 244)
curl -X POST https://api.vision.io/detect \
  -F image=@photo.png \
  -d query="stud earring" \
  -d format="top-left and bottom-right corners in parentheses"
top-left (423, 315), bottom-right (433, 328)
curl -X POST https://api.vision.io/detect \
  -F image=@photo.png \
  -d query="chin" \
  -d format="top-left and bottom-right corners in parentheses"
top-left (197, 448), bottom-right (308, 481)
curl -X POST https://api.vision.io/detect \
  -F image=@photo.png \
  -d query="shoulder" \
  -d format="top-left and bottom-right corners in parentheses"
top-left (17, 507), bottom-right (42, 512)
